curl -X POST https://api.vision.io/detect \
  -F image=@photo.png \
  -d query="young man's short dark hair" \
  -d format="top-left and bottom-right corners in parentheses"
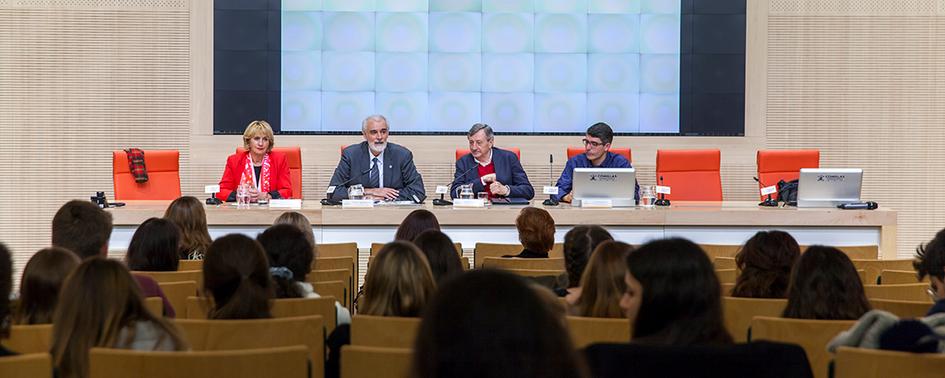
top-left (52, 200), bottom-right (113, 259)
top-left (915, 228), bottom-right (945, 281)
top-left (586, 122), bottom-right (614, 145)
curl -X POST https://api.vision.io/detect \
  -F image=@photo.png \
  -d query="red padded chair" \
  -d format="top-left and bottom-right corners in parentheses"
top-left (756, 150), bottom-right (819, 200)
top-left (112, 150), bottom-right (182, 200)
top-left (455, 148), bottom-right (520, 161)
top-left (566, 147), bottom-right (632, 162)
top-left (237, 147), bottom-right (302, 199)
top-left (655, 149), bottom-right (722, 201)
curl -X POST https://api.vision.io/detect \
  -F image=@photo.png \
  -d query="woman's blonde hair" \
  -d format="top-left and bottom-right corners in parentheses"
top-left (360, 241), bottom-right (436, 317)
top-left (274, 211), bottom-right (317, 255)
top-left (163, 196), bottom-right (212, 259)
top-left (574, 241), bottom-right (633, 318)
top-left (242, 120), bottom-right (275, 153)
top-left (51, 258), bottom-right (188, 378)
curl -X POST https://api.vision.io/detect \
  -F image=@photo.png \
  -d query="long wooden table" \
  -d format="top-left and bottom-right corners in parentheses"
top-left (108, 200), bottom-right (898, 259)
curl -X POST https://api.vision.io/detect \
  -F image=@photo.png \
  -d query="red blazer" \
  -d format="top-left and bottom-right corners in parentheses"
top-left (217, 151), bottom-right (292, 201)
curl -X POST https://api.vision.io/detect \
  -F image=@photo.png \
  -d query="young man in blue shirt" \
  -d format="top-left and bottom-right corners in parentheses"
top-left (554, 122), bottom-right (639, 203)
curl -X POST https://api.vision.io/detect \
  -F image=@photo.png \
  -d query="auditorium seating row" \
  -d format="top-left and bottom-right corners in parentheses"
top-left (113, 148), bottom-right (820, 202)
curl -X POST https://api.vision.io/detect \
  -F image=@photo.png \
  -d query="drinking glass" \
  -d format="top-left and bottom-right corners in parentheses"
top-left (477, 191), bottom-right (489, 204)
top-left (237, 184), bottom-right (250, 208)
top-left (459, 184), bottom-right (474, 199)
top-left (640, 185), bottom-right (657, 208)
top-left (349, 184), bottom-right (365, 200)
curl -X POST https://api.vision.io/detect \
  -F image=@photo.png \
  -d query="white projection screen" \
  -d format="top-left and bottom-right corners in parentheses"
top-left (280, 0), bottom-right (681, 134)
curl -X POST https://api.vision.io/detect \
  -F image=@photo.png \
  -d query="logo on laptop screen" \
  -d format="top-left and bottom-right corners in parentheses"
top-left (589, 174), bottom-right (618, 182)
top-left (817, 175), bottom-right (846, 182)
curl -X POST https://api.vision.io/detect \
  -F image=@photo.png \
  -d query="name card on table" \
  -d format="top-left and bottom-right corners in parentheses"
top-left (543, 186), bottom-right (560, 195)
top-left (204, 185), bottom-right (220, 194)
top-left (453, 199), bottom-right (485, 208)
top-left (342, 199), bottom-right (375, 209)
top-left (655, 185), bottom-right (671, 195)
top-left (269, 199), bottom-right (302, 209)
top-left (760, 185), bottom-right (778, 196)
top-left (579, 199), bottom-right (613, 208)
top-left (435, 185), bottom-right (449, 194)
top-left (326, 186), bottom-right (336, 194)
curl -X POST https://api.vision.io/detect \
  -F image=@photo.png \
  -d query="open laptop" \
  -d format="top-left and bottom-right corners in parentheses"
top-left (797, 168), bottom-right (863, 208)
top-left (572, 168), bottom-right (636, 207)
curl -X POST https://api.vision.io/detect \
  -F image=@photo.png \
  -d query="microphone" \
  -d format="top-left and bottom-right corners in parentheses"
top-left (838, 201), bottom-right (878, 210)
top-left (753, 176), bottom-right (778, 207)
top-left (321, 167), bottom-right (371, 206)
top-left (654, 176), bottom-right (671, 206)
top-left (433, 164), bottom-right (480, 206)
top-left (542, 154), bottom-right (558, 206)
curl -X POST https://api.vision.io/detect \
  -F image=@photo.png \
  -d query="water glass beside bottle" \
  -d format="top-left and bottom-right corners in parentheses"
top-left (459, 184), bottom-right (474, 199)
top-left (349, 184), bottom-right (365, 200)
top-left (640, 185), bottom-right (657, 208)
top-left (237, 184), bottom-right (251, 208)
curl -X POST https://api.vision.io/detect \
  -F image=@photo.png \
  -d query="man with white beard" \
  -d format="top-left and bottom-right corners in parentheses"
top-left (328, 114), bottom-right (426, 202)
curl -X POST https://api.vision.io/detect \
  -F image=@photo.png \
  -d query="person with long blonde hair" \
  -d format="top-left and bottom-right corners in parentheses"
top-left (51, 258), bottom-right (187, 378)
top-left (359, 241), bottom-right (436, 316)
top-left (163, 196), bottom-right (212, 260)
top-left (572, 241), bottom-right (633, 318)
top-left (273, 211), bottom-right (317, 252)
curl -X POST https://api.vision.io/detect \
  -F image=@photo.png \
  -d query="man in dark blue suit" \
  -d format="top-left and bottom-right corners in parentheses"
top-left (451, 123), bottom-right (534, 200)
top-left (328, 115), bottom-right (425, 202)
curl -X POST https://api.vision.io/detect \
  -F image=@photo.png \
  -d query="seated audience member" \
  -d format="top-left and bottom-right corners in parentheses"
top-left (163, 196), bottom-right (212, 260)
top-left (274, 211), bottom-right (316, 249)
top-left (327, 114), bottom-right (426, 202)
top-left (622, 238), bottom-right (733, 345)
top-left (52, 200), bottom-right (174, 317)
top-left (504, 207), bottom-right (555, 258)
top-left (413, 230), bottom-right (464, 283)
top-left (782, 245), bottom-right (871, 320)
top-left (216, 120), bottom-right (292, 202)
top-left (0, 243), bottom-right (13, 357)
top-left (202, 234), bottom-right (274, 319)
top-left (51, 258), bottom-right (188, 378)
top-left (256, 224), bottom-right (350, 325)
top-left (554, 122), bottom-right (639, 203)
top-left (451, 123), bottom-right (534, 200)
top-left (562, 225), bottom-right (613, 298)
top-left (412, 270), bottom-right (584, 378)
top-left (125, 217), bottom-right (181, 272)
top-left (394, 209), bottom-right (440, 241)
top-left (914, 228), bottom-right (945, 315)
top-left (572, 241), bottom-right (633, 318)
top-left (13, 247), bottom-right (80, 325)
top-left (731, 230), bottom-right (801, 298)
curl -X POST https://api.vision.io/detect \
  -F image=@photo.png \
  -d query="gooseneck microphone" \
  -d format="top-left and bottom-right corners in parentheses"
top-left (542, 154), bottom-right (559, 206)
top-left (321, 167), bottom-right (371, 206)
top-left (753, 176), bottom-right (778, 207)
top-left (654, 175), bottom-right (671, 206)
top-left (433, 164), bottom-right (480, 206)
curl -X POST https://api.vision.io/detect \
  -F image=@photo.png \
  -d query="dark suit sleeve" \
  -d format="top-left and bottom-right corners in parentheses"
top-left (506, 154), bottom-right (534, 200)
top-left (328, 150), bottom-right (354, 201)
top-left (396, 149), bottom-right (426, 202)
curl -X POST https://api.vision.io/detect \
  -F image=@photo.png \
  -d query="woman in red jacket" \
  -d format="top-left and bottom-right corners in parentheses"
top-left (216, 120), bottom-right (292, 202)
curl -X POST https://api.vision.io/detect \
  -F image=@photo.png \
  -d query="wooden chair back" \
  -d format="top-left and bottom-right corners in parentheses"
top-left (174, 315), bottom-right (323, 378)
top-left (1, 324), bottom-right (53, 354)
top-left (700, 244), bottom-right (740, 259)
top-left (720, 283), bottom-right (734, 296)
top-left (157, 280), bottom-right (198, 318)
top-left (833, 346), bottom-right (945, 378)
top-left (749, 316), bottom-right (856, 378)
top-left (316, 243), bottom-right (358, 259)
top-left (313, 281), bottom-right (347, 308)
top-left (133, 270), bottom-right (202, 285)
top-left (185, 296), bottom-right (339, 333)
top-left (863, 283), bottom-right (932, 303)
top-left (801, 245), bottom-right (878, 260)
top-left (715, 269), bottom-right (737, 284)
top-left (371, 242), bottom-right (462, 256)
top-left (504, 269), bottom-right (567, 278)
top-left (481, 257), bottom-right (565, 271)
top-left (178, 259), bottom-right (202, 271)
top-left (879, 269), bottom-right (926, 285)
top-left (312, 256), bottom-right (354, 272)
top-left (341, 345), bottom-right (412, 378)
top-left (712, 257), bottom-right (736, 270)
top-left (850, 259), bottom-right (914, 285)
top-left (566, 316), bottom-right (631, 349)
top-left (0, 353), bottom-right (52, 378)
top-left (721, 297), bottom-right (787, 343)
top-left (868, 299), bottom-right (932, 318)
top-left (474, 243), bottom-right (564, 267)
top-left (144, 297), bottom-right (163, 316)
top-left (350, 315), bottom-right (421, 348)
top-left (89, 345), bottom-right (309, 378)
top-left (308, 269), bottom-right (353, 308)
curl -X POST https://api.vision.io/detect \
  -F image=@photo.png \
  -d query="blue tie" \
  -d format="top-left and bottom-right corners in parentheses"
top-left (368, 157), bottom-right (380, 188)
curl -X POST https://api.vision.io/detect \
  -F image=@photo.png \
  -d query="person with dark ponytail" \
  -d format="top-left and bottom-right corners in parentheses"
top-left (731, 230), bottom-right (801, 298)
top-left (562, 225), bottom-right (613, 299)
top-left (257, 224), bottom-right (350, 324)
top-left (202, 234), bottom-right (274, 319)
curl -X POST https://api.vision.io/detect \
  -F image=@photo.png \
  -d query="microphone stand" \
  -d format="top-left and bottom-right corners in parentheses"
top-left (754, 177), bottom-right (778, 207)
top-left (542, 154), bottom-right (559, 206)
top-left (654, 175), bottom-right (671, 206)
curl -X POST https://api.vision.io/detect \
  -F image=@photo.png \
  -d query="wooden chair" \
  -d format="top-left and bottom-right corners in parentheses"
top-left (721, 297), bottom-right (787, 343)
top-left (157, 280), bottom-right (197, 319)
top-left (350, 315), bottom-right (421, 348)
top-left (309, 269), bottom-right (353, 307)
top-left (481, 257), bottom-right (565, 271)
top-left (504, 268), bottom-right (567, 278)
top-left (833, 346), bottom-right (945, 378)
top-left (312, 256), bottom-right (354, 272)
top-left (184, 297), bottom-right (339, 333)
top-left (699, 244), bottom-right (741, 259)
top-left (749, 316), bottom-right (856, 378)
top-left (868, 299), bottom-right (932, 318)
top-left (89, 345), bottom-right (309, 378)
top-left (566, 316), bottom-right (631, 348)
top-left (850, 259), bottom-right (914, 285)
top-left (474, 243), bottom-right (564, 268)
top-left (715, 269), bottom-right (737, 284)
top-left (879, 269), bottom-right (926, 285)
top-left (317, 242), bottom-right (359, 288)
top-left (144, 297), bottom-right (163, 316)
top-left (801, 245), bottom-right (878, 260)
top-left (313, 281), bottom-right (347, 309)
top-left (341, 345), bottom-right (412, 378)
top-left (460, 256), bottom-right (470, 270)
top-left (713, 257), bottom-right (736, 270)
top-left (857, 269), bottom-right (867, 283)
top-left (371, 242), bottom-right (462, 256)
top-left (720, 283), bottom-right (734, 296)
top-left (1, 324), bottom-right (53, 354)
top-left (174, 315), bottom-right (323, 378)
top-left (863, 283), bottom-right (931, 303)
top-left (133, 270), bottom-right (202, 285)
top-left (0, 353), bottom-right (52, 378)
top-left (178, 259), bottom-right (202, 271)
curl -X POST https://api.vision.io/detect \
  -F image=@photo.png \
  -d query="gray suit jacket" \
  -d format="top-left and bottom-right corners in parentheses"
top-left (328, 142), bottom-right (426, 202)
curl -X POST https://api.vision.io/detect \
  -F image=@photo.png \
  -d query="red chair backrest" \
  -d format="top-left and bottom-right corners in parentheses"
top-left (455, 148), bottom-right (520, 161)
top-left (112, 150), bottom-right (182, 200)
top-left (655, 149), bottom-right (722, 201)
top-left (756, 150), bottom-right (820, 200)
top-left (566, 147), bottom-right (632, 162)
top-left (236, 147), bottom-right (302, 199)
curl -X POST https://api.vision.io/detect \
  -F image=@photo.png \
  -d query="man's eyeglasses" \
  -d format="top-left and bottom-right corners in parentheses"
top-left (582, 139), bottom-right (605, 148)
